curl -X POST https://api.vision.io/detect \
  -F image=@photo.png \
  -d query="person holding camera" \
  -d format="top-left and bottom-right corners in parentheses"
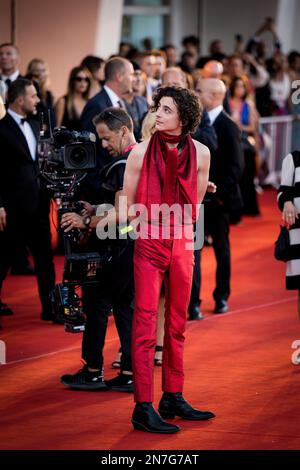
top-left (60, 107), bottom-right (136, 392)
top-left (0, 78), bottom-right (56, 319)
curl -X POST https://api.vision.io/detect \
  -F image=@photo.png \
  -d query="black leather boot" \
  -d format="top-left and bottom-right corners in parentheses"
top-left (158, 392), bottom-right (215, 421)
top-left (132, 402), bottom-right (180, 433)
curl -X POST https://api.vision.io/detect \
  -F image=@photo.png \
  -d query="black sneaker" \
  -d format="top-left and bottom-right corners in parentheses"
top-left (60, 365), bottom-right (108, 390)
top-left (105, 373), bottom-right (134, 393)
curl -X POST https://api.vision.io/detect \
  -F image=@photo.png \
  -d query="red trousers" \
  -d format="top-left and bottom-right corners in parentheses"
top-left (132, 226), bottom-right (194, 402)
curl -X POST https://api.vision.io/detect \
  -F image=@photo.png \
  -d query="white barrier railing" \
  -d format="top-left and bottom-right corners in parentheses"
top-left (258, 115), bottom-right (299, 187)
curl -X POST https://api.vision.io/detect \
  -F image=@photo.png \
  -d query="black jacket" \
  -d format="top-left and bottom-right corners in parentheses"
top-left (80, 88), bottom-right (115, 202)
top-left (212, 111), bottom-right (244, 212)
top-left (80, 87), bottom-right (113, 165)
top-left (192, 109), bottom-right (218, 155)
top-left (0, 113), bottom-right (49, 218)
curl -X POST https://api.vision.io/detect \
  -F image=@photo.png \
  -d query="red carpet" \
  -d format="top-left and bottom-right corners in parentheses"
top-left (0, 189), bottom-right (300, 450)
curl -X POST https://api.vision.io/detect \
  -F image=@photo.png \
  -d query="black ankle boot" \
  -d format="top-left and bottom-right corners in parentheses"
top-left (158, 392), bottom-right (215, 421)
top-left (132, 402), bottom-right (180, 433)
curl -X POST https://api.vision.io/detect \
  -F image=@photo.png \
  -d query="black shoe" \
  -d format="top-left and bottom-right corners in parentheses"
top-left (105, 372), bottom-right (134, 393)
top-left (41, 311), bottom-right (55, 322)
top-left (60, 365), bottom-right (108, 390)
top-left (188, 303), bottom-right (204, 320)
top-left (0, 301), bottom-right (14, 316)
top-left (158, 392), bottom-right (215, 421)
top-left (214, 299), bottom-right (229, 314)
top-left (11, 265), bottom-right (35, 275)
top-left (132, 402), bottom-right (180, 434)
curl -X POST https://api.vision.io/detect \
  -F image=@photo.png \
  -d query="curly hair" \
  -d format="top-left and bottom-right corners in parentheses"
top-left (151, 86), bottom-right (202, 134)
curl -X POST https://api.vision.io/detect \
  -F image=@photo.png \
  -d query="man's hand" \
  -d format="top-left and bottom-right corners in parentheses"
top-left (207, 181), bottom-right (217, 193)
top-left (61, 212), bottom-right (85, 232)
top-left (0, 207), bottom-right (6, 231)
top-left (79, 201), bottom-right (95, 217)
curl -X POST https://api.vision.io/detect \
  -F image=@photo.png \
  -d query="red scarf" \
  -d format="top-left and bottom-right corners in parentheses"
top-left (135, 130), bottom-right (198, 223)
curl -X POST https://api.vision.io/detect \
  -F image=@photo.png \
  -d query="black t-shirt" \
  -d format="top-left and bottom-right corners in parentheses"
top-left (92, 151), bottom-right (132, 254)
top-left (99, 154), bottom-right (128, 205)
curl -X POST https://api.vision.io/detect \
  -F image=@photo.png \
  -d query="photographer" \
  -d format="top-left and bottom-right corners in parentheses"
top-left (60, 108), bottom-right (136, 392)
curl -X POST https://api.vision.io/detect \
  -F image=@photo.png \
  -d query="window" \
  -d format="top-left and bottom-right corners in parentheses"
top-left (122, 0), bottom-right (171, 50)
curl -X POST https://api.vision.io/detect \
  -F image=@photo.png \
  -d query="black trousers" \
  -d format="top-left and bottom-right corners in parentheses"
top-left (10, 243), bottom-right (31, 270)
top-left (198, 200), bottom-right (231, 302)
top-left (240, 145), bottom-right (260, 215)
top-left (81, 242), bottom-right (134, 372)
top-left (0, 212), bottom-right (56, 314)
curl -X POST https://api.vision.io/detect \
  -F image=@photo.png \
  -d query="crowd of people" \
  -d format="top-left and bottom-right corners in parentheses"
top-left (1, 17), bottom-right (300, 433)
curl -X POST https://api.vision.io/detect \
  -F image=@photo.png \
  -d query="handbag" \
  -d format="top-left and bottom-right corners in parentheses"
top-left (274, 225), bottom-right (291, 262)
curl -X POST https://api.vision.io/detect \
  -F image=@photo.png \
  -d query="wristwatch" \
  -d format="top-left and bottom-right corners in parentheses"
top-left (83, 215), bottom-right (91, 227)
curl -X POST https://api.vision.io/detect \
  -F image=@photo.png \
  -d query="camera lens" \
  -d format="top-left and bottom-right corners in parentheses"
top-left (63, 142), bottom-right (96, 170)
top-left (68, 145), bottom-right (87, 169)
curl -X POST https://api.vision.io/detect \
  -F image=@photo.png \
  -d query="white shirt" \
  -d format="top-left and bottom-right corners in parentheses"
top-left (0, 70), bottom-right (20, 92)
top-left (270, 73), bottom-right (291, 109)
top-left (208, 105), bottom-right (223, 125)
top-left (104, 85), bottom-right (125, 108)
top-left (8, 108), bottom-right (37, 161)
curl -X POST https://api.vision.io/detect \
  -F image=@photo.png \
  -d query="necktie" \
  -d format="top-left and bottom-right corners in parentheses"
top-left (5, 78), bottom-right (11, 88)
top-left (20, 117), bottom-right (28, 125)
top-left (117, 100), bottom-right (125, 109)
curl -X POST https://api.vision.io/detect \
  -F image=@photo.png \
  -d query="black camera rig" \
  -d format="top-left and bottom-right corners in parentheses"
top-left (38, 124), bottom-right (108, 332)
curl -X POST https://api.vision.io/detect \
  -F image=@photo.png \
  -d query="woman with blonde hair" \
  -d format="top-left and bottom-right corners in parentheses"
top-left (26, 58), bottom-right (55, 128)
top-left (140, 111), bottom-right (156, 141)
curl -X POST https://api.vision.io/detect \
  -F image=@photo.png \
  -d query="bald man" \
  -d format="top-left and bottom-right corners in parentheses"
top-left (196, 78), bottom-right (244, 313)
top-left (198, 62), bottom-right (230, 113)
top-left (201, 60), bottom-right (224, 79)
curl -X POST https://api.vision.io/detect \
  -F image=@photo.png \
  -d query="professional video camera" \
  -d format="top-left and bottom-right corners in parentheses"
top-left (38, 124), bottom-right (106, 332)
top-left (39, 126), bottom-right (97, 194)
top-left (43, 128), bottom-right (96, 169)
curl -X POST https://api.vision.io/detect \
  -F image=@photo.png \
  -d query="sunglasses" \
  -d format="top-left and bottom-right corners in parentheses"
top-left (74, 76), bottom-right (90, 82)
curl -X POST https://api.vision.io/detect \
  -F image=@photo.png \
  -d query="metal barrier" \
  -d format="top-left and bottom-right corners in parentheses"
top-left (258, 115), bottom-right (300, 187)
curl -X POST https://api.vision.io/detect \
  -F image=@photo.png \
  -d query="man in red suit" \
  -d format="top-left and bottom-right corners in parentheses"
top-left (122, 87), bottom-right (215, 433)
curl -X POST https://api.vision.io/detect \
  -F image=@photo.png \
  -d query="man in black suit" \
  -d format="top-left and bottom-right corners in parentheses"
top-left (80, 59), bottom-right (134, 157)
top-left (0, 79), bottom-right (55, 319)
top-left (80, 57), bottom-right (134, 203)
top-left (0, 42), bottom-right (38, 275)
top-left (196, 78), bottom-right (244, 313)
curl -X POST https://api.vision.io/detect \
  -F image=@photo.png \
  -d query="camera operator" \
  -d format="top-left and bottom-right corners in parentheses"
top-left (60, 107), bottom-right (136, 392)
top-left (0, 78), bottom-right (55, 319)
